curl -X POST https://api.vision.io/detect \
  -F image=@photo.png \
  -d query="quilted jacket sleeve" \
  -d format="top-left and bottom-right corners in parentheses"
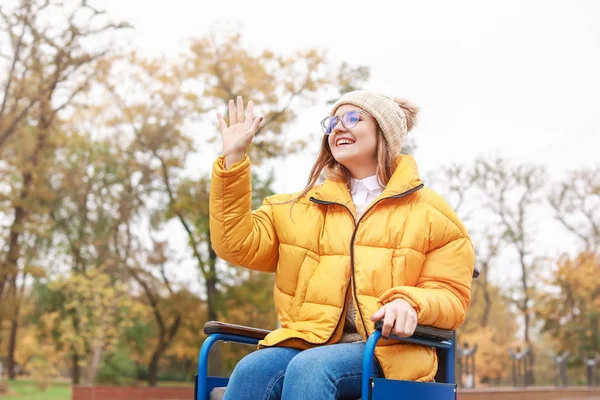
top-left (209, 155), bottom-right (279, 272)
top-left (378, 200), bottom-right (475, 330)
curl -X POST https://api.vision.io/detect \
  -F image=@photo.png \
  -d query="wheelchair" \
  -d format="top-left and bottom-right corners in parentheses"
top-left (195, 269), bottom-right (478, 400)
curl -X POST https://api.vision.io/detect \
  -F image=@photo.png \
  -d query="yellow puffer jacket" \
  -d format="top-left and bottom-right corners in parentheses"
top-left (209, 154), bottom-right (475, 382)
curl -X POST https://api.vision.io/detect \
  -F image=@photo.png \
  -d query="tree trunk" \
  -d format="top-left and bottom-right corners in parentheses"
top-left (147, 314), bottom-right (181, 386)
top-left (481, 263), bottom-right (491, 328)
top-left (520, 252), bottom-right (535, 386)
top-left (0, 206), bottom-right (25, 304)
top-left (7, 290), bottom-right (20, 380)
top-left (71, 312), bottom-right (82, 384)
top-left (4, 226), bottom-right (23, 381)
top-left (206, 275), bottom-right (218, 322)
top-left (148, 351), bottom-right (160, 387)
top-left (2, 125), bottom-right (43, 379)
top-left (206, 240), bottom-right (222, 376)
top-left (72, 353), bottom-right (81, 385)
top-left (83, 343), bottom-right (104, 385)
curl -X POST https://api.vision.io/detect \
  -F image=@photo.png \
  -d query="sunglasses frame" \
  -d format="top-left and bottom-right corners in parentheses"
top-left (320, 110), bottom-right (370, 135)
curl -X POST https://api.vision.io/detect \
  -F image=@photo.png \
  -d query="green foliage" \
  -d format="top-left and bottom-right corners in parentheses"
top-left (96, 346), bottom-right (137, 384)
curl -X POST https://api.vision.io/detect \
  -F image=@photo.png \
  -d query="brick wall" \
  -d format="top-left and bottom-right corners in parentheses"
top-left (458, 387), bottom-right (600, 400)
top-left (72, 385), bottom-right (600, 400)
top-left (72, 385), bottom-right (193, 400)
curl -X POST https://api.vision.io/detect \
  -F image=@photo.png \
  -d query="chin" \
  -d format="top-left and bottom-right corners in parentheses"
top-left (332, 153), bottom-right (353, 166)
top-left (333, 157), bottom-right (361, 174)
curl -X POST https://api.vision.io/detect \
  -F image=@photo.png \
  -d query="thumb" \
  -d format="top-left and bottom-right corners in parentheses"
top-left (370, 306), bottom-right (386, 322)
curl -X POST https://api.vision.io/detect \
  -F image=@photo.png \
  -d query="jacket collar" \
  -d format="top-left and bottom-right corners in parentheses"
top-left (312, 155), bottom-right (423, 204)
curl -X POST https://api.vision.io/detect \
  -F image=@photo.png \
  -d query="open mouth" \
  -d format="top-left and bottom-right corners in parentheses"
top-left (336, 138), bottom-right (355, 147)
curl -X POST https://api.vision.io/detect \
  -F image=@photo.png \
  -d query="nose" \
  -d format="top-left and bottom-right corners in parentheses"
top-left (332, 118), bottom-right (347, 134)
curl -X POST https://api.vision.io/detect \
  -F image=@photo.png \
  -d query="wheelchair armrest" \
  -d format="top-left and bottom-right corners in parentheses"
top-left (203, 320), bottom-right (454, 343)
top-left (203, 321), bottom-right (271, 341)
top-left (374, 320), bottom-right (455, 341)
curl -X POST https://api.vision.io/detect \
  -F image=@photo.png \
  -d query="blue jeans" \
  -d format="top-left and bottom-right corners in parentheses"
top-left (222, 342), bottom-right (382, 400)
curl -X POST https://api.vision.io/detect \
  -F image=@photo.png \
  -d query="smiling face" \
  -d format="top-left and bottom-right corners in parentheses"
top-left (327, 104), bottom-right (380, 179)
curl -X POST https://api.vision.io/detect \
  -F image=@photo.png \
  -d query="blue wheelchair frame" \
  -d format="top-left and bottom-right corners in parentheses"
top-left (196, 324), bottom-right (457, 400)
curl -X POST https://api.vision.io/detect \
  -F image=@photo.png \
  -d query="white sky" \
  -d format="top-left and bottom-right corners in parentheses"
top-left (103, 0), bottom-right (600, 175)
top-left (98, 0), bottom-right (599, 293)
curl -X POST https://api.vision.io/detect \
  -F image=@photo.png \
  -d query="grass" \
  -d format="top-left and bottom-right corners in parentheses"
top-left (0, 378), bottom-right (193, 399)
top-left (1, 379), bottom-right (71, 400)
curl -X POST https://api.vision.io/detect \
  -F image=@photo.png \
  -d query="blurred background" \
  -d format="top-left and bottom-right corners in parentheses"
top-left (0, 0), bottom-right (599, 399)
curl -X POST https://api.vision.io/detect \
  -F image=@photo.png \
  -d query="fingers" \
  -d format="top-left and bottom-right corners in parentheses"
top-left (236, 96), bottom-right (244, 123)
top-left (381, 307), bottom-right (396, 339)
top-left (226, 96), bottom-right (259, 130)
top-left (392, 308), bottom-right (417, 337)
top-left (216, 112), bottom-right (227, 132)
top-left (403, 312), bottom-right (417, 337)
top-left (370, 307), bottom-right (385, 323)
top-left (228, 100), bottom-right (236, 125)
top-left (373, 300), bottom-right (418, 339)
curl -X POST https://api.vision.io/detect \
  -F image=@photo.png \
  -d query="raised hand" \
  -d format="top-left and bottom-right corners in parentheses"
top-left (217, 96), bottom-right (263, 169)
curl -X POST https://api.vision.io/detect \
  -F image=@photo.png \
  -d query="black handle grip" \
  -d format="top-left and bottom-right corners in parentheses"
top-left (374, 320), bottom-right (454, 341)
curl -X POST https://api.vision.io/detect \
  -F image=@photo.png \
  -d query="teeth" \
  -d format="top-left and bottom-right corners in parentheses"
top-left (337, 139), bottom-right (354, 146)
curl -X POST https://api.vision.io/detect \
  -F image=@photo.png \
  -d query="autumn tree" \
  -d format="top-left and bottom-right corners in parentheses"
top-left (182, 29), bottom-right (369, 319)
top-left (425, 162), bottom-right (502, 327)
top-left (549, 165), bottom-right (600, 252)
top-left (96, 32), bottom-right (368, 375)
top-left (543, 165), bottom-right (600, 365)
top-left (427, 162), bottom-right (518, 384)
top-left (0, 0), bottom-right (128, 379)
top-left (474, 157), bottom-right (546, 385)
top-left (15, 310), bottom-right (68, 390)
top-left (45, 268), bottom-right (142, 385)
top-left (162, 300), bottom-right (208, 381)
top-left (537, 251), bottom-right (600, 358)
top-left (127, 240), bottom-right (186, 386)
top-left (45, 125), bottom-right (152, 383)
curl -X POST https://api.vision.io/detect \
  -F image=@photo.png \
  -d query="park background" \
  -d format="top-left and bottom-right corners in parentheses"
top-left (0, 0), bottom-right (599, 398)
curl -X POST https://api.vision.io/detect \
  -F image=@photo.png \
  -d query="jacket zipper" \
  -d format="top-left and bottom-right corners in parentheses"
top-left (309, 183), bottom-right (425, 375)
top-left (345, 183), bottom-right (425, 338)
top-left (258, 201), bottom-right (355, 350)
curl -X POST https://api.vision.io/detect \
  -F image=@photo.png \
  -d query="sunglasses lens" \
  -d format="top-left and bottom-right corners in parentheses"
top-left (342, 111), bottom-right (360, 129)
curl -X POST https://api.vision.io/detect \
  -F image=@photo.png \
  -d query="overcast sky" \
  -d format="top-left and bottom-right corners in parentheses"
top-left (103, 0), bottom-right (600, 175)
top-left (99, 0), bottom-right (599, 288)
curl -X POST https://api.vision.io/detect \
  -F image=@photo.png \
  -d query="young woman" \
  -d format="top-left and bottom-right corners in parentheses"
top-left (210, 91), bottom-right (475, 400)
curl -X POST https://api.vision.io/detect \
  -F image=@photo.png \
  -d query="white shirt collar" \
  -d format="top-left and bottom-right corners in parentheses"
top-left (350, 175), bottom-right (383, 194)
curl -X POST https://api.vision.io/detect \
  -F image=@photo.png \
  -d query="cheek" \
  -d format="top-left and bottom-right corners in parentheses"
top-left (371, 137), bottom-right (379, 155)
top-left (362, 133), bottom-right (379, 156)
top-left (327, 136), bottom-right (335, 149)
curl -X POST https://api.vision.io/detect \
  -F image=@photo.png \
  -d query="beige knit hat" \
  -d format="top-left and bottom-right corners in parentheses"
top-left (331, 90), bottom-right (419, 157)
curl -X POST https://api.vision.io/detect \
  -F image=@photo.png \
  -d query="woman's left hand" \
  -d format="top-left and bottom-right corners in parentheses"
top-left (370, 298), bottom-right (418, 339)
